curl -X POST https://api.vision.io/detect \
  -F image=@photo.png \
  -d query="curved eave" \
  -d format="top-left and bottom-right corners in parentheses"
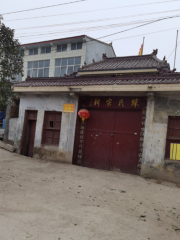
top-left (78, 68), bottom-right (158, 76)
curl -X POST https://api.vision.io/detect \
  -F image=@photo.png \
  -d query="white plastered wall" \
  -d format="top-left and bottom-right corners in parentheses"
top-left (14, 93), bottom-right (78, 163)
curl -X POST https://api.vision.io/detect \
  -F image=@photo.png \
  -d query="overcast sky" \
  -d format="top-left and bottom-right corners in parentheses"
top-left (1, 0), bottom-right (180, 70)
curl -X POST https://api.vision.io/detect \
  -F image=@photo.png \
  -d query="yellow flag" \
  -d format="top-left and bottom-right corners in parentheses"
top-left (138, 44), bottom-right (143, 55)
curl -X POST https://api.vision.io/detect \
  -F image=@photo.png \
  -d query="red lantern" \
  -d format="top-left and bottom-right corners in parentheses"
top-left (78, 109), bottom-right (90, 122)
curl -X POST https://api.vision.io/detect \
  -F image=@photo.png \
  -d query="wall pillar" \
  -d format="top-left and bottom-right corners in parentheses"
top-left (141, 92), bottom-right (155, 174)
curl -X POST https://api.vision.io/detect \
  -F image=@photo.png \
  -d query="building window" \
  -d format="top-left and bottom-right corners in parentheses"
top-left (57, 44), bottom-right (67, 52)
top-left (27, 60), bottom-right (50, 78)
top-left (21, 50), bottom-right (24, 55)
top-left (29, 48), bottom-right (38, 55)
top-left (41, 46), bottom-right (51, 54)
top-left (71, 42), bottom-right (82, 50)
top-left (165, 116), bottom-right (180, 160)
top-left (11, 73), bottom-right (22, 82)
top-left (42, 111), bottom-right (62, 146)
top-left (54, 57), bottom-right (81, 77)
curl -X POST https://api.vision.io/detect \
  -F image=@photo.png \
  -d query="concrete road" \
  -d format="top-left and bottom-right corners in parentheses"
top-left (0, 148), bottom-right (180, 240)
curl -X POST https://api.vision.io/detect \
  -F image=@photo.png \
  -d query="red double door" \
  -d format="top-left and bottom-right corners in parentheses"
top-left (83, 109), bottom-right (142, 174)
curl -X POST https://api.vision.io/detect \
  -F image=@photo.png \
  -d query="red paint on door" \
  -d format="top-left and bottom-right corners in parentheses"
top-left (111, 110), bottom-right (142, 174)
top-left (83, 109), bottom-right (142, 174)
top-left (84, 110), bottom-right (114, 170)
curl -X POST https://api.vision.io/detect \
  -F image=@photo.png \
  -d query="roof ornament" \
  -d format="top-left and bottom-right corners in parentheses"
top-left (92, 59), bottom-right (95, 63)
top-left (102, 53), bottom-right (107, 60)
top-left (81, 61), bottom-right (86, 69)
top-left (152, 49), bottom-right (158, 56)
top-left (157, 66), bottom-right (176, 74)
top-left (64, 72), bottom-right (78, 78)
top-left (163, 56), bottom-right (166, 61)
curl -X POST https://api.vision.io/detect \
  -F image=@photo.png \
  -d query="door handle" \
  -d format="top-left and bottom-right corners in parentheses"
top-left (111, 133), bottom-right (114, 137)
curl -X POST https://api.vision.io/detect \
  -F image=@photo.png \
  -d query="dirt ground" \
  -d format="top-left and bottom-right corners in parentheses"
top-left (0, 148), bottom-right (180, 240)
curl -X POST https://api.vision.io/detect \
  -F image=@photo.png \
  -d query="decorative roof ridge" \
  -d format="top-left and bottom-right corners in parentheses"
top-left (80, 53), bottom-right (157, 71)
top-left (81, 53), bottom-right (169, 65)
top-left (81, 59), bottom-right (105, 69)
top-left (103, 54), bottom-right (154, 60)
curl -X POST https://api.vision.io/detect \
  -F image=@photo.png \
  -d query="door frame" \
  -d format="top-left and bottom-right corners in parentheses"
top-left (73, 96), bottom-right (147, 175)
top-left (21, 110), bottom-right (37, 156)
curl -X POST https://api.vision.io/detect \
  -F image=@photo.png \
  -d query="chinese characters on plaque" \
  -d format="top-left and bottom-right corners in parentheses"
top-left (118, 99), bottom-right (124, 107)
top-left (131, 98), bottom-right (139, 108)
top-left (106, 98), bottom-right (112, 107)
top-left (93, 98), bottom-right (100, 106)
top-left (88, 97), bottom-right (140, 108)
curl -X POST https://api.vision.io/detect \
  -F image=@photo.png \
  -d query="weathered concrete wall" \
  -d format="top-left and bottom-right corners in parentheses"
top-left (141, 93), bottom-right (180, 183)
top-left (3, 105), bottom-right (11, 143)
top-left (14, 93), bottom-right (78, 163)
top-left (8, 118), bottom-right (18, 145)
top-left (85, 39), bottom-right (116, 64)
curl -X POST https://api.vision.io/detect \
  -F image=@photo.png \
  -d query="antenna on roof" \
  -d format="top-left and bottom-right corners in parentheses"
top-left (174, 30), bottom-right (178, 69)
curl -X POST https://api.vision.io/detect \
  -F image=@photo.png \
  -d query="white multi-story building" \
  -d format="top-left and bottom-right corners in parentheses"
top-left (15, 35), bottom-right (116, 81)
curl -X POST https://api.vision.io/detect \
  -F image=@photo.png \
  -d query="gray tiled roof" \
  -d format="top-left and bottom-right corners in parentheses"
top-left (14, 74), bottom-right (180, 88)
top-left (79, 54), bottom-right (170, 72)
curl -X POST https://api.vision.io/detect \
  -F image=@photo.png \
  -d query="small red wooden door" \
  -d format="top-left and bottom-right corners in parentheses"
top-left (28, 120), bottom-right (37, 157)
top-left (83, 110), bottom-right (114, 170)
top-left (111, 110), bottom-right (142, 174)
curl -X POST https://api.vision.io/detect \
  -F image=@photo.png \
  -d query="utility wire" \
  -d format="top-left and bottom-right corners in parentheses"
top-left (17, 15), bottom-right (178, 40)
top-left (12, 9), bottom-right (180, 32)
top-left (3, 2), bottom-right (180, 22)
top-left (2, 0), bottom-right (180, 18)
top-left (19, 17), bottom-right (180, 56)
top-left (167, 40), bottom-right (180, 59)
top-left (2, 0), bottom-right (88, 15)
top-left (15, 16), bottom-right (165, 33)
top-left (5, 8), bottom-right (180, 23)
top-left (26, 25), bottom-right (179, 43)
top-left (97, 14), bottom-right (180, 40)
top-left (15, 15), bottom-right (180, 46)
top-left (19, 26), bottom-right (180, 57)
top-left (108, 26), bottom-right (180, 42)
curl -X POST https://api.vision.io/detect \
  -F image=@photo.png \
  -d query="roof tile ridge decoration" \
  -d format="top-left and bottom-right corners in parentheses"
top-left (150, 48), bottom-right (170, 68)
top-left (81, 54), bottom-right (106, 69)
